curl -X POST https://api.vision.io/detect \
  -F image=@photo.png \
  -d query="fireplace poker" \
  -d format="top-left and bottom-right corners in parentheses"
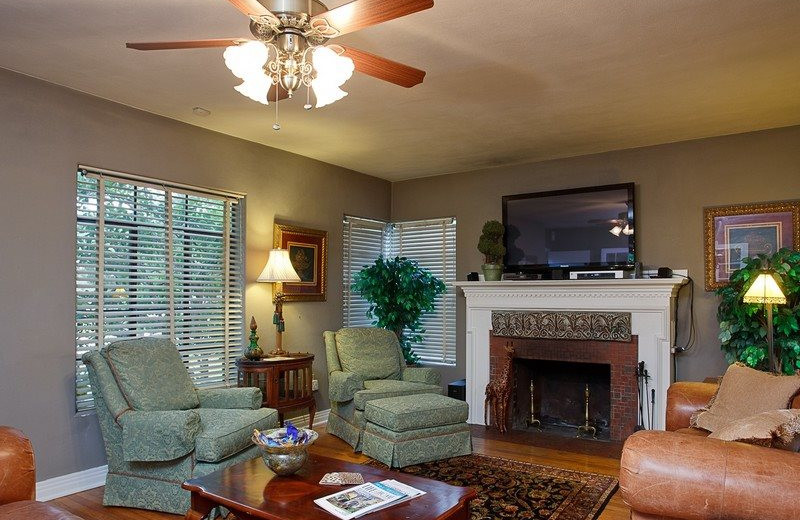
top-left (643, 367), bottom-right (651, 430)
top-left (650, 389), bottom-right (656, 430)
top-left (635, 362), bottom-right (645, 430)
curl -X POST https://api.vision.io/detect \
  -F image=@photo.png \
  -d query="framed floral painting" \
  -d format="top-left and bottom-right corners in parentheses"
top-left (703, 201), bottom-right (800, 291)
top-left (273, 222), bottom-right (328, 301)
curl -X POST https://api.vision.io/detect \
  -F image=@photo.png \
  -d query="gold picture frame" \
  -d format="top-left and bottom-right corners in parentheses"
top-left (273, 222), bottom-right (328, 302)
top-left (703, 200), bottom-right (800, 291)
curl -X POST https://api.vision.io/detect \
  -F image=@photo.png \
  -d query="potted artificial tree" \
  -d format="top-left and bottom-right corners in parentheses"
top-left (717, 248), bottom-right (800, 374)
top-left (478, 220), bottom-right (506, 281)
top-left (352, 256), bottom-right (446, 365)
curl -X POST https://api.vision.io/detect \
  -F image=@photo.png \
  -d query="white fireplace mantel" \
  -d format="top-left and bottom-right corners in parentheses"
top-left (457, 278), bottom-right (687, 430)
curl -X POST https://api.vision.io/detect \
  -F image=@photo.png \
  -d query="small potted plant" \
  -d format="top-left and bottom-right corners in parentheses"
top-left (478, 220), bottom-right (506, 281)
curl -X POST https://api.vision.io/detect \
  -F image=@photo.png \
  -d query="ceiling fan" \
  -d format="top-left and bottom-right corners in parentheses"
top-left (127, 0), bottom-right (434, 129)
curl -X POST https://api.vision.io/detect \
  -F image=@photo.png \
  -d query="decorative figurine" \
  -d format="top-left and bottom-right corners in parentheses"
top-left (484, 342), bottom-right (514, 434)
top-left (245, 316), bottom-right (264, 360)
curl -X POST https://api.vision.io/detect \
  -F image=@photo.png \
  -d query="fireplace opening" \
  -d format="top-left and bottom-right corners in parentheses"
top-left (512, 359), bottom-right (612, 441)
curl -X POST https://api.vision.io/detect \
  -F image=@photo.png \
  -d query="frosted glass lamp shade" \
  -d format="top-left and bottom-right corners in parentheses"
top-left (257, 249), bottom-right (301, 283)
top-left (743, 272), bottom-right (787, 305)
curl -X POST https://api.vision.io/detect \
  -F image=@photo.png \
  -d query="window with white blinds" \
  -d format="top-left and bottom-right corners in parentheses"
top-left (390, 218), bottom-right (457, 365)
top-left (342, 215), bottom-right (456, 366)
top-left (342, 216), bottom-right (388, 328)
top-left (75, 168), bottom-right (245, 412)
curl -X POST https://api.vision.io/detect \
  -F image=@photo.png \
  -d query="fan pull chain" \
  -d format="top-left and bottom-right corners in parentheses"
top-left (273, 84), bottom-right (281, 131)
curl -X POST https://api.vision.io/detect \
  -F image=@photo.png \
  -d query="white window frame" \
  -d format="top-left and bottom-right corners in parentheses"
top-left (342, 215), bottom-right (457, 366)
top-left (75, 166), bottom-right (246, 412)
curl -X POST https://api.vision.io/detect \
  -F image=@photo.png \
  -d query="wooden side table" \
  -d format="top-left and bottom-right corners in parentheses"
top-left (236, 354), bottom-right (316, 428)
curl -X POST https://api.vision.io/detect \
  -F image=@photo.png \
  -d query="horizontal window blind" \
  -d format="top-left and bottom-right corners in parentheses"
top-left (342, 216), bottom-right (387, 328)
top-left (75, 168), bottom-right (244, 412)
top-left (341, 215), bottom-right (457, 366)
top-left (389, 218), bottom-right (457, 365)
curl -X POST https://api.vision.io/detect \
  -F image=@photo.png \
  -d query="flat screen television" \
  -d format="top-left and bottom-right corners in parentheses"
top-left (502, 183), bottom-right (636, 272)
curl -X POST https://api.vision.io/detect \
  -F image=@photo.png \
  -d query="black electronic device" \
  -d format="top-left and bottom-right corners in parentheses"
top-left (502, 183), bottom-right (636, 277)
top-left (447, 379), bottom-right (466, 401)
top-left (657, 267), bottom-right (673, 278)
top-left (466, 272), bottom-right (479, 282)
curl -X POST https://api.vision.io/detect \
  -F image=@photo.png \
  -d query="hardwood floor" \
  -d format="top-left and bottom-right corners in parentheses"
top-left (50, 425), bottom-right (630, 519)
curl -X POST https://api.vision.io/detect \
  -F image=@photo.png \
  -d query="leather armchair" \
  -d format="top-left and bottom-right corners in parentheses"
top-left (620, 381), bottom-right (800, 520)
top-left (0, 426), bottom-right (84, 519)
top-left (324, 328), bottom-right (443, 451)
top-left (82, 338), bottom-right (279, 515)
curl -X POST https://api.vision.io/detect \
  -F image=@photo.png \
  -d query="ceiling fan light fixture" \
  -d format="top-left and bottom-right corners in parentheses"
top-left (223, 41), bottom-right (268, 79)
top-left (312, 77), bottom-right (347, 108)
top-left (311, 46), bottom-right (354, 107)
top-left (622, 224), bottom-right (634, 236)
top-left (235, 75), bottom-right (271, 104)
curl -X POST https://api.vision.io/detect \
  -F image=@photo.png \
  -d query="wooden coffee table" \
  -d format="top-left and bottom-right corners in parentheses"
top-left (182, 454), bottom-right (476, 520)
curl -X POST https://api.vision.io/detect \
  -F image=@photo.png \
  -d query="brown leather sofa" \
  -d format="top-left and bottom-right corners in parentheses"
top-left (0, 426), bottom-right (84, 519)
top-left (620, 382), bottom-right (800, 520)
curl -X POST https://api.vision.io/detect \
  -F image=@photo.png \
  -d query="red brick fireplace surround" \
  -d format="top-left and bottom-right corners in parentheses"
top-left (489, 333), bottom-right (639, 441)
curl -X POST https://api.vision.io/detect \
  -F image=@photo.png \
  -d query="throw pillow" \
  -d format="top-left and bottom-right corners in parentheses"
top-left (335, 328), bottom-right (403, 381)
top-left (691, 363), bottom-right (800, 433)
top-left (709, 409), bottom-right (800, 451)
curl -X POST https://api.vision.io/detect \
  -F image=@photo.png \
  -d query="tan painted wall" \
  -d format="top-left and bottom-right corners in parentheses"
top-left (0, 68), bottom-right (390, 479)
top-left (391, 125), bottom-right (800, 387)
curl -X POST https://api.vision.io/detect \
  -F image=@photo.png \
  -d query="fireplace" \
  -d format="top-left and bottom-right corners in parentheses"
top-left (488, 311), bottom-right (639, 441)
top-left (513, 359), bottom-right (612, 439)
top-left (458, 278), bottom-right (686, 430)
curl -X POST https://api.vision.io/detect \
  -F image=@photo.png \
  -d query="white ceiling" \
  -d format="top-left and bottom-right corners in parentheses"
top-left (1, 0), bottom-right (799, 181)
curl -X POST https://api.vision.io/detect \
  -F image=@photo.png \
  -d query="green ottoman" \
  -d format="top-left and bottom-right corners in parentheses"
top-left (361, 393), bottom-right (472, 468)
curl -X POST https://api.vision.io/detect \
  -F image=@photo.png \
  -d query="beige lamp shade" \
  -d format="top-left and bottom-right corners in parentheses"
top-left (257, 249), bottom-right (301, 283)
top-left (743, 272), bottom-right (787, 305)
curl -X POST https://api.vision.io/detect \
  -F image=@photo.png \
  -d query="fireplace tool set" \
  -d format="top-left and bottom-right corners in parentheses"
top-left (636, 361), bottom-right (656, 430)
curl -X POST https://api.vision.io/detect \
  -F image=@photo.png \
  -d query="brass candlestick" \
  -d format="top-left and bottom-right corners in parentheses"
top-left (525, 380), bottom-right (542, 430)
top-left (576, 383), bottom-right (597, 439)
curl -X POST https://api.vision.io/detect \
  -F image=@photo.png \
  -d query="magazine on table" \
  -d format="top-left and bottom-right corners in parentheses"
top-left (314, 479), bottom-right (426, 519)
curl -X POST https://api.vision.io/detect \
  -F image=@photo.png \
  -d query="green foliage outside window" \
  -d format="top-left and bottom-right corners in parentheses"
top-left (352, 256), bottom-right (446, 365)
top-left (717, 248), bottom-right (800, 374)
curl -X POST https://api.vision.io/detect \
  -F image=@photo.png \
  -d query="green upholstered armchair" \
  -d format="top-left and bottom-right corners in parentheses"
top-left (82, 338), bottom-right (279, 515)
top-left (324, 328), bottom-right (442, 450)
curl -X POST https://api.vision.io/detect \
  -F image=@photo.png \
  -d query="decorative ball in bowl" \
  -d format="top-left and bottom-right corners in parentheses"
top-left (252, 422), bottom-right (318, 476)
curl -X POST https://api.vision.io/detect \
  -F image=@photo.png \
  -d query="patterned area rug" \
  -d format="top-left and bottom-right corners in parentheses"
top-left (365, 454), bottom-right (618, 520)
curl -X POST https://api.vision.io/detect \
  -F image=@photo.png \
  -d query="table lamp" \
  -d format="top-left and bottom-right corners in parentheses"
top-left (257, 249), bottom-right (301, 357)
top-left (743, 271), bottom-right (787, 373)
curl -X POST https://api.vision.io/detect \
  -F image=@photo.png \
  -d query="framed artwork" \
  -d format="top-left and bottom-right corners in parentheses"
top-left (703, 201), bottom-right (800, 291)
top-left (273, 222), bottom-right (328, 302)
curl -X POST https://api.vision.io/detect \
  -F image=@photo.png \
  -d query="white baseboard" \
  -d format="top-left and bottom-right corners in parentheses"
top-left (292, 407), bottom-right (330, 428)
top-left (37, 464), bottom-right (108, 502)
top-left (36, 409), bottom-right (330, 502)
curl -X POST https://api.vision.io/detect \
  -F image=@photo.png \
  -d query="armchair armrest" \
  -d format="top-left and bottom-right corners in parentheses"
top-left (118, 410), bottom-right (201, 462)
top-left (401, 367), bottom-right (441, 386)
top-left (197, 387), bottom-right (261, 410)
top-left (328, 371), bottom-right (364, 402)
top-left (665, 381), bottom-right (718, 431)
top-left (621, 430), bottom-right (800, 520)
top-left (0, 426), bottom-right (35, 504)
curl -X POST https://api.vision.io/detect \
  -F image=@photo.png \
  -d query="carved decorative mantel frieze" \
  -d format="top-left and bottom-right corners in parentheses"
top-left (491, 311), bottom-right (632, 342)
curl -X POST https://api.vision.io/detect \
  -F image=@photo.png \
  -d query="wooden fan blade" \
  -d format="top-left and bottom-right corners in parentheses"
top-left (226, 0), bottom-right (273, 17)
top-left (338, 45), bottom-right (425, 88)
top-left (267, 84), bottom-right (291, 102)
top-left (312, 0), bottom-right (433, 37)
top-left (126, 39), bottom-right (248, 50)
